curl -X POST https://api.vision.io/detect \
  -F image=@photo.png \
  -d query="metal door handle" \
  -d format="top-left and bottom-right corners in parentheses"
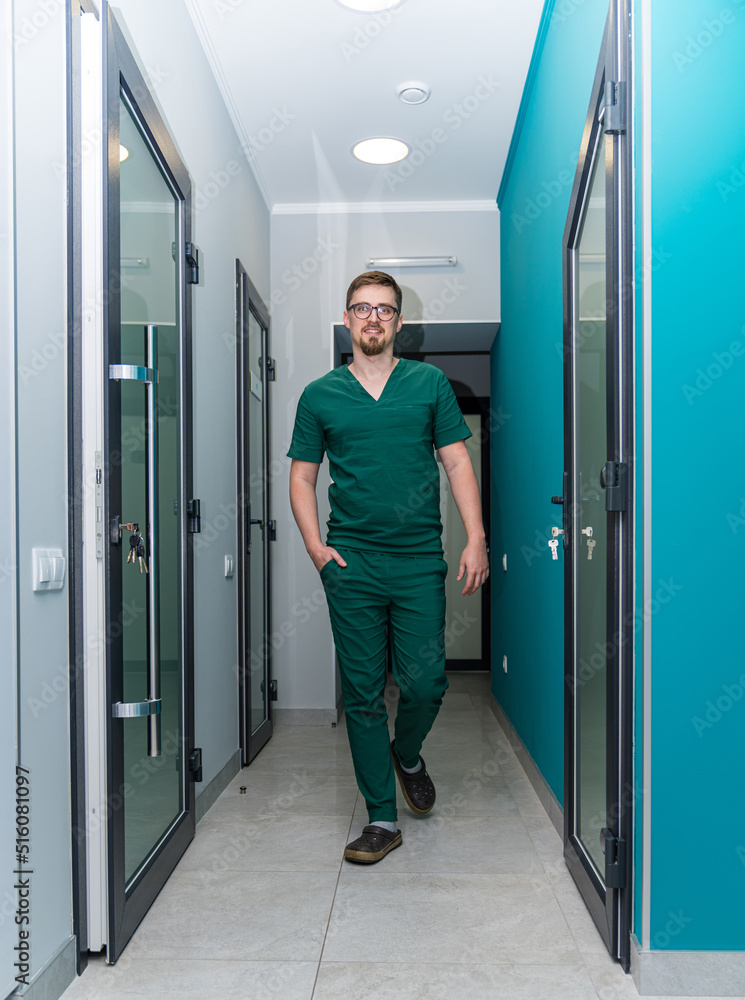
top-left (112, 699), bottom-right (162, 718)
top-left (145, 325), bottom-right (161, 757)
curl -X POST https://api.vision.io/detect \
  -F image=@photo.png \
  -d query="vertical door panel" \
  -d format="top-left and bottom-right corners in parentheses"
top-left (103, 6), bottom-right (194, 962)
top-left (561, 0), bottom-right (633, 969)
top-left (574, 147), bottom-right (609, 876)
top-left (237, 263), bottom-right (273, 764)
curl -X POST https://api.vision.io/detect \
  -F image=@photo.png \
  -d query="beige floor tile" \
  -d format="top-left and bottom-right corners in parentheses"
top-left (178, 811), bottom-right (352, 875)
top-left (269, 724), bottom-right (352, 750)
top-left (344, 812), bottom-right (543, 875)
top-left (61, 956), bottom-right (317, 1000)
top-left (245, 743), bottom-right (355, 776)
top-left (123, 870), bottom-right (338, 962)
top-left (206, 771), bottom-right (360, 820)
top-left (313, 961), bottom-right (599, 1000)
top-left (323, 872), bottom-right (581, 966)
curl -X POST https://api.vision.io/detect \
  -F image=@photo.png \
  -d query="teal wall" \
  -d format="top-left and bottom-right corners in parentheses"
top-left (642, 0), bottom-right (745, 951)
top-left (492, 0), bottom-right (608, 805)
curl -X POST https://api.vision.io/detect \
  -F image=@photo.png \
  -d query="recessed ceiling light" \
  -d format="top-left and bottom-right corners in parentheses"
top-left (119, 145), bottom-right (129, 162)
top-left (396, 81), bottom-right (431, 105)
top-left (335, 0), bottom-right (406, 10)
top-left (352, 137), bottom-right (409, 165)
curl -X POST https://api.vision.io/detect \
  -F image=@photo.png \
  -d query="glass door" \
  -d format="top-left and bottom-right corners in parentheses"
top-left (438, 403), bottom-right (491, 670)
top-left (103, 7), bottom-right (195, 962)
top-left (559, 0), bottom-right (633, 969)
top-left (236, 262), bottom-right (273, 764)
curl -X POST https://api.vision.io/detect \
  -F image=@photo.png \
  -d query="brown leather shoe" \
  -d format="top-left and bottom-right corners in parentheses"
top-left (344, 825), bottom-right (402, 864)
top-left (391, 740), bottom-right (436, 814)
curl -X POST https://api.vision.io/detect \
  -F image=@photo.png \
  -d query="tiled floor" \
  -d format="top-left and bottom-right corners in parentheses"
top-left (61, 674), bottom-right (726, 1000)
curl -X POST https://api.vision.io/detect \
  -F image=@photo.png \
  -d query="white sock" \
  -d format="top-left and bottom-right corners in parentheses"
top-left (372, 820), bottom-right (398, 832)
top-left (398, 757), bottom-right (422, 774)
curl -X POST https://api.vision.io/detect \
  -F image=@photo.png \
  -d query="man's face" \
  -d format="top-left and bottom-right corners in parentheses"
top-left (344, 283), bottom-right (404, 357)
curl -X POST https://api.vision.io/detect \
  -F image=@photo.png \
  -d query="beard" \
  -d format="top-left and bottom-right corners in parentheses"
top-left (360, 330), bottom-right (386, 356)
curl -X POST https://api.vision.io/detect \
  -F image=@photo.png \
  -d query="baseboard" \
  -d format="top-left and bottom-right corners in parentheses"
top-left (12, 935), bottom-right (77, 1000)
top-left (195, 748), bottom-right (241, 823)
top-left (631, 935), bottom-right (745, 997)
top-left (488, 695), bottom-right (564, 839)
top-left (272, 708), bottom-right (341, 726)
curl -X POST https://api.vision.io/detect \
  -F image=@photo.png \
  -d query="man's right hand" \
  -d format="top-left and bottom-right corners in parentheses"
top-left (309, 545), bottom-right (347, 575)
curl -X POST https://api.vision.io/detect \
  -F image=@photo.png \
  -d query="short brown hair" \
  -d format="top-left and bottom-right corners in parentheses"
top-left (346, 271), bottom-right (402, 313)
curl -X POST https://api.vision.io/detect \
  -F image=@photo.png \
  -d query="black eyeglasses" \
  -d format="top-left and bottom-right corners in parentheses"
top-left (349, 303), bottom-right (400, 322)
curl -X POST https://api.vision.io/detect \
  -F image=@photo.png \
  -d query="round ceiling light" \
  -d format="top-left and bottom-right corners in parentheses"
top-left (396, 81), bottom-right (431, 105)
top-left (335, 0), bottom-right (406, 10)
top-left (119, 145), bottom-right (129, 162)
top-left (352, 137), bottom-right (409, 165)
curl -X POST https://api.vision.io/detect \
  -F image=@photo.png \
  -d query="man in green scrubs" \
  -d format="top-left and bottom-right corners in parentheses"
top-left (288, 271), bottom-right (489, 863)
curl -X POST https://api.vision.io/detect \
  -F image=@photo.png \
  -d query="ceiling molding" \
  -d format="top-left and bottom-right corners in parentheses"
top-left (184, 0), bottom-right (272, 210)
top-left (271, 200), bottom-right (500, 216)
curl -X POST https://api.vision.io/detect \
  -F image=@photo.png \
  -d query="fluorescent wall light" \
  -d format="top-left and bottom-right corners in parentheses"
top-left (366, 256), bottom-right (457, 268)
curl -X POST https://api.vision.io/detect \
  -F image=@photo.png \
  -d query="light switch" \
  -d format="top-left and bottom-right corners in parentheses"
top-left (33, 548), bottom-right (66, 592)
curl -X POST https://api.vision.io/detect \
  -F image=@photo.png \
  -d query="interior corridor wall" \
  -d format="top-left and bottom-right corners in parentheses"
top-left (269, 208), bottom-right (499, 719)
top-left (113, 0), bottom-right (271, 792)
top-left (492, 1), bottom-right (609, 803)
top-left (6, 1), bottom-right (76, 991)
top-left (638, 0), bottom-right (745, 955)
top-left (3, 3), bottom-right (269, 993)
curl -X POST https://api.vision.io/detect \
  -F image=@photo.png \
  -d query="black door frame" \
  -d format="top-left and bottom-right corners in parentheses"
top-left (103, 4), bottom-right (195, 962)
top-left (235, 261), bottom-right (273, 765)
top-left (338, 348), bottom-right (492, 672)
top-left (561, 0), bottom-right (633, 969)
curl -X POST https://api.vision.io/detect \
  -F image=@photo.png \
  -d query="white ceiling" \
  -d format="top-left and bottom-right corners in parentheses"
top-left (185, 0), bottom-right (544, 211)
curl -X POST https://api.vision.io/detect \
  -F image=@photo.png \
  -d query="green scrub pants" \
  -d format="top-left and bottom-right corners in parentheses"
top-left (320, 548), bottom-right (449, 823)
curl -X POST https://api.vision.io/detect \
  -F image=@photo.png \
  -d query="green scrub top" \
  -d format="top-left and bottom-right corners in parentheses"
top-left (287, 358), bottom-right (471, 555)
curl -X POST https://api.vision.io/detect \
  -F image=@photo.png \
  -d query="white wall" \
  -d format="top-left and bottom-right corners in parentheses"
top-left (114, 0), bottom-right (271, 788)
top-left (10, 0), bottom-right (75, 987)
top-left (1, 3), bottom-right (18, 992)
top-left (269, 207), bottom-right (500, 718)
top-left (3, 4), bottom-right (271, 991)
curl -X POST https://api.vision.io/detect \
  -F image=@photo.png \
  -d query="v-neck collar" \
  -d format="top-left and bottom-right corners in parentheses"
top-left (346, 357), bottom-right (404, 402)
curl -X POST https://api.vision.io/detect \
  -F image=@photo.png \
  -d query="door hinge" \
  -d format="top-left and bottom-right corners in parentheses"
top-left (266, 357), bottom-right (276, 382)
top-left (600, 80), bottom-right (626, 134)
top-left (269, 679), bottom-right (278, 702)
top-left (186, 498), bottom-right (202, 533)
top-left (185, 242), bottom-right (199, 284)
top-left (600, 461), bottom-right (628, 512)
top-left (189, 748), bottom-right (203, 782)
top-left (268, 519), bottom-right (277, 541)
top-left (173, 241), bottom-right (200, 284)
top-left (601, 828), bottom-right (627, 888)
